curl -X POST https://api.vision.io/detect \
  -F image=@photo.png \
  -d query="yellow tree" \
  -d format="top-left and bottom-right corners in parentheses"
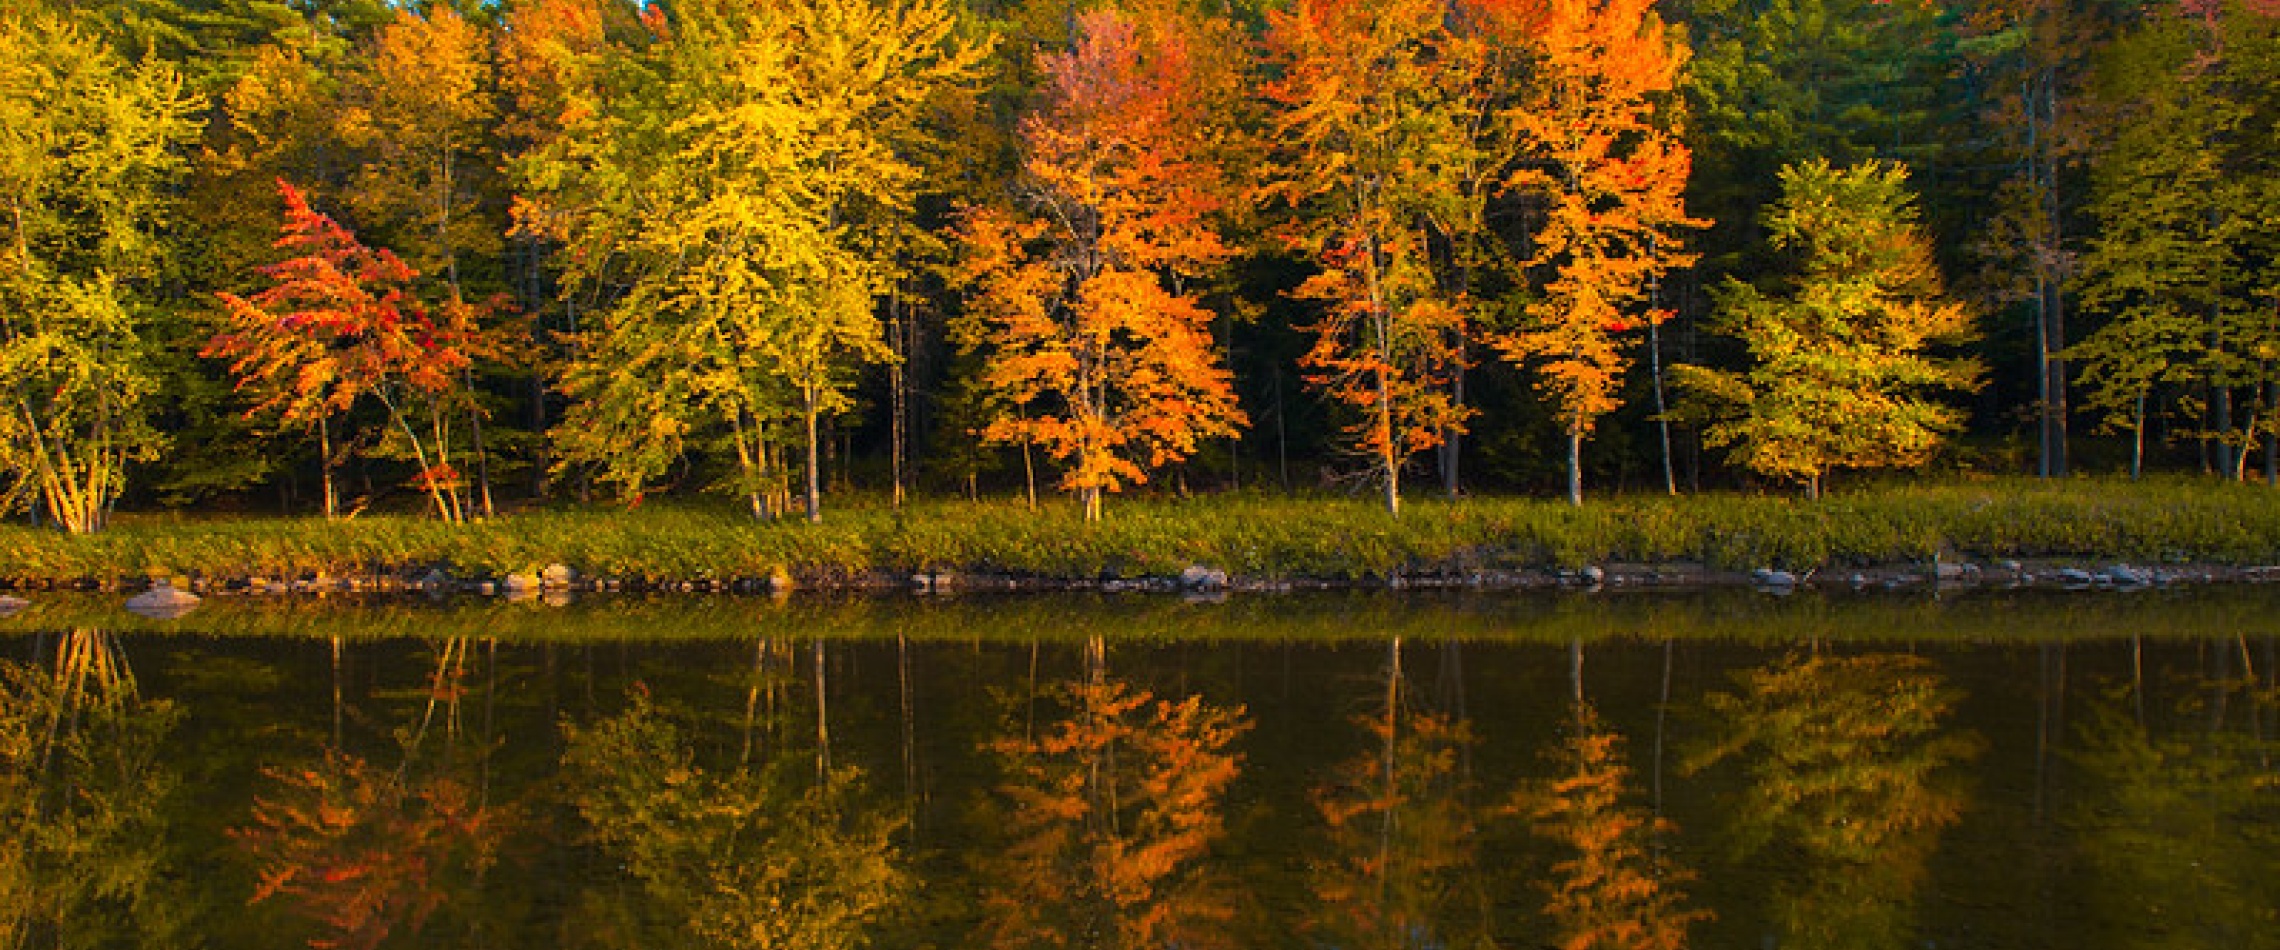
top-left (0, 11), bottom-right (198, 533)
top-left (543, 0), bottom-right (980, 522)
top-left (954, 4), bottom-right (1247, 521)
top-left (1493, 0), bottom-right (1702, 506)
top-left (1672, 160), bottom-right (1979, 498)
top-left (1258, 0), bottom-right (1477, 516)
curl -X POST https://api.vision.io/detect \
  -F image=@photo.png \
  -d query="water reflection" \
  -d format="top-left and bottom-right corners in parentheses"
top-left (1307, 637), bottom-right (1488, 948)
top-left (2, 601), bottom-right (2277, 950)
top-left (559, 686), bottom-right (906, 950)
top-left (234, 636), bottom-right (519, 950)
top-left (1, 630), bottom-right (185, 948)
top-left (2067, 655), bottom-right (2280, 949)
top-left (1512, 641), bottom-right (1707, 950)
top-left (1685, 650), bottom-right (1983, 950)
top-left (975, 636), bottom-right (1250, 949)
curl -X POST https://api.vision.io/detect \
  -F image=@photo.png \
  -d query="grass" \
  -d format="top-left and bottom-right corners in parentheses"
top-left (4, 476), bottom-right (2280, 585)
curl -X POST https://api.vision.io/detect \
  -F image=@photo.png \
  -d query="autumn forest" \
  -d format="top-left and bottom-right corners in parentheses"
top-left (8, 0), bottom-right (2280, 532)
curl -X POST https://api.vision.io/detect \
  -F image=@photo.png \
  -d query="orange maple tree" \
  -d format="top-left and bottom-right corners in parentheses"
top-left (1259, 0), bottom-right (1480, 515)
top-left (206, 181), bottom-right (493, 523)
top-left (1492, 0), bottom-right (1701, 505)
top-left (954, 4), bottom-right (1246, 521)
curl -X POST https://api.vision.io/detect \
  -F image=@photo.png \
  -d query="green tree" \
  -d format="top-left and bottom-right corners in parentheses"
top-left (1674, 159), bottom-right (1980, 497)
top-left (0, 10), bottom-right (201, 532)
top-left (2068, 6), bottom-right (2280, 481)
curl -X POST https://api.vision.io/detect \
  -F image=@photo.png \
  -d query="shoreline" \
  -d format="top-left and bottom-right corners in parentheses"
top-left (6, 482), bottom-right (2280, 598)
top-left (1, 556), bottom-right (2272, 599)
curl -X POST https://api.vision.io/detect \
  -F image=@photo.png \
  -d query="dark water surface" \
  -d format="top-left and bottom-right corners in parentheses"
top-left (5, 589), bottom-right (2278, 948)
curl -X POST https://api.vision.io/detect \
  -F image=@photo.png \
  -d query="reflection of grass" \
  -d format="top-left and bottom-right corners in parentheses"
top-left (4, 587), bottom-right (2279, 644)
top-left (4, 477), bottom-right (2280, 583)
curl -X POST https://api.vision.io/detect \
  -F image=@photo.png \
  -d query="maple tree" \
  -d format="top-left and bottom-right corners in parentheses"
top-left (1493, 0), bottom-right (1702, 506)
top-left (208, 180), bottom-right (493, 522)
top-left (0, 10), bottom-right (199, 533)
top-left (1258, 0), bottom-right (1478, 516)
top-left (954, 4), bottom-right (1248, 521)
top-left (1673, 159), bottom-right (1980, 498)
top-left (976, 637), bottom-right (1252, 949)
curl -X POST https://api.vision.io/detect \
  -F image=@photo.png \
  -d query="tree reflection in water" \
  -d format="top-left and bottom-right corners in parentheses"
top-left (0, 629), bottom-right (185, 948)
top-left (1514, 640), bottom-right (1707, 950)
top-left (974, 635), bottom-right (1251, 950)
top-left (2067, 652), bottom-right (2280, 948)
top-left (1685, 650), bottom-right (1981, 950)
top-left (558, 682), bottom-right (905, 950)
top-left (1307, 636), bottom-right (1488, 949)
top-left (234, 636), bottom-right (516, 950)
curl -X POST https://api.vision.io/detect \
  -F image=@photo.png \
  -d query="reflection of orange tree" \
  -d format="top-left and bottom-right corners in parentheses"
top-left (977, 638), bottom-right (1251, 949)
top-left (560, 688), bottom-right (905, 950)
top-left (234, 753), bottom-right (505, 950)
top-left (1686, 651), bottom-right (1982, 950)
top-left (2067, 679), bottom-right (2280, 948)
top-left (1307, 638), bottom-right (1487, 949)
top-left (0, 630), bottom-right (184, 947)
top-left (1517, 704), bottom-right (1707, 950)
top-left (234, 636), bottom-right (515, 950)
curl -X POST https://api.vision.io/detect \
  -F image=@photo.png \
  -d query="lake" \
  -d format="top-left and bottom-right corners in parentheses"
top-left (4, 588), bottom-right (2276, 948)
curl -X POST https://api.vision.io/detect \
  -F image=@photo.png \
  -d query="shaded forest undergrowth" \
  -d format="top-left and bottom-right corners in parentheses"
top-left (5, 478), bottom-right (2280, 588)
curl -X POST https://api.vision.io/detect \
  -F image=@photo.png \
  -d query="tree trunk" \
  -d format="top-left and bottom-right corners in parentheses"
top-left (2216, 382), bottom-right (2236, 480)
top-left (1022, 438), bottom-right (1037, 511)
top-left (469, 399), bottom-right (494, 519)
top-left (2266, 379), bottom-right (2277, 487)
top-left (2132, 391), bottom-right (2147, 481)
top-left (1566, 425), bottom-right (1583, 507)
top-left (1649, 312), bottom-right (1676, 496)
top-left (319, 415), bottom-right (338, 520)
top-left (1379, 363), bottom-right (1400, 517)
top-left (1441, 348), bottom-right (1464, 498)
top-left (803, 387), bottom-right (823, 524)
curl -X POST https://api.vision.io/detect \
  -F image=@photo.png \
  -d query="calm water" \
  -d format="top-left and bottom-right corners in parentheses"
top-left (4, 589), bottom-right (2278, 949)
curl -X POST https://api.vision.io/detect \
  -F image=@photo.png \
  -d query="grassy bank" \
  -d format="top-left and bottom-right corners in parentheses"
top-left (4, 478), bottom-right (2280, 585)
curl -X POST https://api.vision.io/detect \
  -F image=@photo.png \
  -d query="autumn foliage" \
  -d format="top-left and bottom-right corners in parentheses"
top-left (1519, 706), bottom-right (1708, 950)
top-left (1492, 0), bottom-right (1703, 506)
top-left (955, 5), bottom-right (1247, 521)
top-left (207, 181), bottom-right (498, 521)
